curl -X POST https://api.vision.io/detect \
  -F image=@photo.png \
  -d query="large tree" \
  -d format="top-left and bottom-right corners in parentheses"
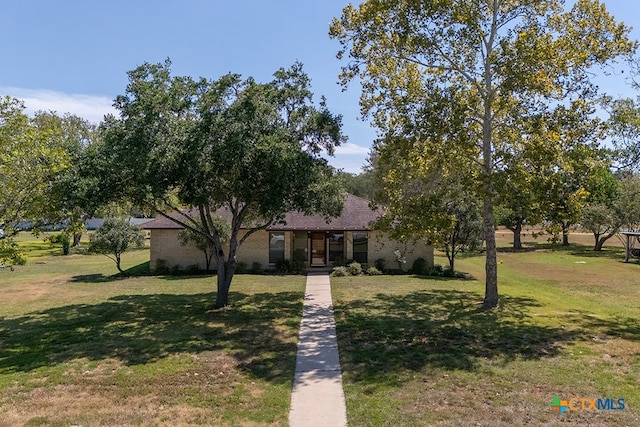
top-left (98, 61), bottom-right (345, 307)
top-left (33, 111), bottom-right (100, 247)
top-left (331, 0), bottom-right (636, 308)
top-left (0, 97), bottom-right (72, 265)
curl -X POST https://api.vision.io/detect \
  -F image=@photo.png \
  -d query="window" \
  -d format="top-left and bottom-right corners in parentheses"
top-left (269, 232), bottom-right (285, 264)
top-left (352, 232), bottom-right (368, 264)
top-left (328, 233), bottom-right (344, 263)
top-left (293, 231), bottom-right (308, 263)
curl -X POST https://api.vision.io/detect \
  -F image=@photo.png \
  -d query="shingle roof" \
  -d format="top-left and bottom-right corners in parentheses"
top-left (142, 194), bottom-right (380, 231)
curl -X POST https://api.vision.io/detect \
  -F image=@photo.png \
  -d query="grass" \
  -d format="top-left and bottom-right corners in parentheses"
top-left (4, 230), bottom-right (640, 425)
top-left (332, 231), bottom-right (640, 426)
top-left (0, 232), bottom-right (305, 426)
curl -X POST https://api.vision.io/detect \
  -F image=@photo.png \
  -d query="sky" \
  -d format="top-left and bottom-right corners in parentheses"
top-left (1, 1), bottom-right (639, 173)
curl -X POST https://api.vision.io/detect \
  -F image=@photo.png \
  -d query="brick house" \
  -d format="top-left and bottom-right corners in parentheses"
top-left (143, 194), bottom-right (433, 271)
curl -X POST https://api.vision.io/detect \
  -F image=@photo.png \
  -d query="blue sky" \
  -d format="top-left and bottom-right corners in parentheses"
top-left (1, 1), bottom-right (638, 173)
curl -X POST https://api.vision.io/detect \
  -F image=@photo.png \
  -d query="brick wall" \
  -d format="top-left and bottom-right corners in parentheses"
top-left (368, 230), bottom-right (434, 270)
top-left (149, 229), bottom-right (275, 272)
top-left (150, 229), bottom-right (432, 272)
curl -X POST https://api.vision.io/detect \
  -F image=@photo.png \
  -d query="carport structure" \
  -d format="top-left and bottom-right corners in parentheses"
top-left (620, 230), bottom-right (640, 262)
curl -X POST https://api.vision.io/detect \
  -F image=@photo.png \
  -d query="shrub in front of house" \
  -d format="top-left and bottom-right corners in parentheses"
top-left (347, 261), bottom-right (362, 276)
top-left (250, 262), bottom-right (263, 274)
top-left (411, 257), bottom-right (428, 275)
top-left (275, 259), bottom-right (291, 274)
top-left (155, 259), bottom-right (170, 275)
top-left (331, 266), bottom-right (348, 277)
top-left (366, 266), bottom-right (382, 275)
top-left (235, 261), bottom-right (248, 274)
top-left (290, 259), bottom-right (306, 274)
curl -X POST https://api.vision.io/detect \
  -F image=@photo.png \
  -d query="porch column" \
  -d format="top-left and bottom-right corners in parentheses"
top-left (285, 231), bottom-right (292, 261)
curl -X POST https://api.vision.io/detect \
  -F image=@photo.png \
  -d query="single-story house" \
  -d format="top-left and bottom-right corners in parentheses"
top-left (143, 194), bottom-right (433, 272)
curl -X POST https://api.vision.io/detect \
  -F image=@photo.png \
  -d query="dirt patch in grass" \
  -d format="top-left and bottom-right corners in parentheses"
top-left (1, 350), bottom-right (287, 426)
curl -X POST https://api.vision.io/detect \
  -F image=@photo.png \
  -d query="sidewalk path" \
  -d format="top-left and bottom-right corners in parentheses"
top-left (289, 272), bottom-right (347, 427)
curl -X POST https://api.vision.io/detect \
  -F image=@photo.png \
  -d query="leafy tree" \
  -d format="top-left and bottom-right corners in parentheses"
top-left (372, 142), bottom-right (481, 272)
top-left (582, 202), bottom-right (617, 250)
top-left (440, 192), bottom-right (483, 272)
top-left (330, 0), bottom-right (635, 308)
top-left (178, 217), bottom-right (230, 271)
top-left (0, 97), bottom-right (71, 265)
top-left (609, 97), bottom-right (640, 170)
top-left (337, 170), bottom-right (377, 200)
top-left (97, 60), bottom-right (345, 307)
top-left (578, 166), bottom-right (620, 250)
top-left (543, 139), bottom-right (612, 246)
top-left (88, 218), bottom-right (145, 274)
top-left (32, 112), bottom-right (100, 247)
top-left (582, 174), bottom-right (640, 250)
top-left (0, 239), bottom-right (26, 268)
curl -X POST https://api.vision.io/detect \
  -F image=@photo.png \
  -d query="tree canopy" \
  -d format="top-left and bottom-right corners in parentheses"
top-left (0, 97), bottom-right (80, 265)
top-left (331, 0), bottom-right (636, 308)
top-left (98, 60), bottom-right (345, 307)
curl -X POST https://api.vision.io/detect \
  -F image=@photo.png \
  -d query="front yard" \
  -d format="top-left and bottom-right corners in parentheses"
top-left (0, 238), bottom-right (305, 426)
top-left (332, 235), bottom-right (640, 426)
top-left (2, 232), bottom-right (640, 425)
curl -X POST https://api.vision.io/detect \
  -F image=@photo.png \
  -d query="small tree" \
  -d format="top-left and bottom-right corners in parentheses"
top-left (440, 193), bottom-right (484, 272)
top-left (581, 202), bottom-right (618, 251)
top-left (0, 238), bottom-right (26, 269)
top-left (89, 218), bottom-right (145, 274)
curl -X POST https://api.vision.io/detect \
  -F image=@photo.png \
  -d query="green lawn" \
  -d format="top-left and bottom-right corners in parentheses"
top-left (4, 231), bottom-right (640, 426)
top-left (0, 233), bottom-right (305, 426)
top-left (332, 238), bottom-right (640, 426)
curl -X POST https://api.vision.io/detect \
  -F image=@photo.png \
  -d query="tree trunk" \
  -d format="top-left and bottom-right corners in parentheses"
top-left (562, 224), bottom-right (570, 246)
top-left (116, 254), bottom-right (123, 274)
top-left (594, 230), bottom-right (617, 251)
top-left (215, 241), bottom-right (238, 308)
top-left (593, 232), bottom-right (602, 251)
top-left (483, 195), bottom-right (499, 308)
top-left (481, 66), bottom-right (498, 308)
top-left (73, 232), bottom-right (82, 247)
top-left (512, 222), bottom-right (523, 250)
top-left (215, 262), bottom-right (232, 308)
top-left (445, 233), bottom-right (454, 271)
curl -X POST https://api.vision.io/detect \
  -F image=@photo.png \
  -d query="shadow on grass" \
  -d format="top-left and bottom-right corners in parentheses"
top-left (411, 274), bottom-right (478, 281)
top-left (334, 290), bottom-right (581, 384)
top-left (570, 314), bottom-right (640, 342)
top-left (70, 262), bottom-right (152, 283)
top-left (0, 291), bottom-right (303, 384)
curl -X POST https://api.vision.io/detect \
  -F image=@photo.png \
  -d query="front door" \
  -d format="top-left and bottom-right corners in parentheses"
top-left (310, 232), bottom-right (326, 266)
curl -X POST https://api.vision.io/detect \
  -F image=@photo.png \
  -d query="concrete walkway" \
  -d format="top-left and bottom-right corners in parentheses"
top-left (289, 272), bottom-right (347, 427)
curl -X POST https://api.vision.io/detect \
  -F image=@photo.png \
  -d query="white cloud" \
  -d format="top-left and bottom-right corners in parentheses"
top-left (1, 87), bottom-right (116, 124)
top-left (335, 142), bottom-right (371, 155)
